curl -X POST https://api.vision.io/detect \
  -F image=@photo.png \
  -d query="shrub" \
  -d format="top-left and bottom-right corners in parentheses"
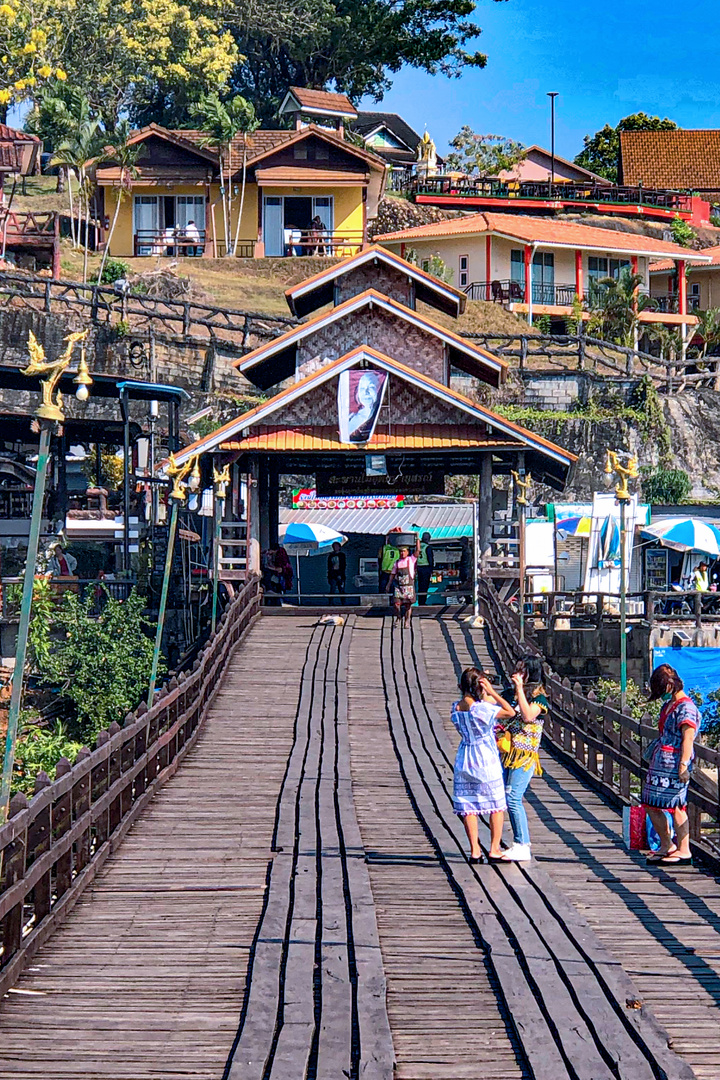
top-left (98, 258), bottom-right (129, 284)
top-left (640, 466), bottom-right (691, 505)
top-left (670, 215), bottom-right (696, 248)
top-left (534, 314), bottom-right (551, 334)
top-left (13, 720), bottom-right (84, 797)
top-left (593, 677), bottom-right (661, 722)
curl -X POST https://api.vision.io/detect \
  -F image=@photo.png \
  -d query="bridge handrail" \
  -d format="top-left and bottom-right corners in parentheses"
top-left (0, 574), bottom-right (260, 994)
top-left (477, 578), bottom-right (720, 867)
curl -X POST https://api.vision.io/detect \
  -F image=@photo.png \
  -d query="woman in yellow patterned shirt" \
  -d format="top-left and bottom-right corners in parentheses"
top-left (496, 654), bottom-right (548, 862)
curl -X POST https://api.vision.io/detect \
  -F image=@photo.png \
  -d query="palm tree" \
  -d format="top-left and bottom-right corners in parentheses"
top-left (189, 93), bottom-right (258, 256)
top-left (97, 122), bottom-right (142, 282)
top-left (52, 109), bottom-right (108, 282)
top-left (588, 269), bottom-right (656, 347)
top-left (29, 88), bottom-right (93, 243)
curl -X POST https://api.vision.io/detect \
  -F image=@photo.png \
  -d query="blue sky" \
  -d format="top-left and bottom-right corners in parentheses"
top-left (361, 0), bottom-right (720, 160)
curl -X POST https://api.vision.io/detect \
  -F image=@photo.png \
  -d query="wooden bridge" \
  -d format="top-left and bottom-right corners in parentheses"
top-left (2, 582), bottom-right (720, 1080)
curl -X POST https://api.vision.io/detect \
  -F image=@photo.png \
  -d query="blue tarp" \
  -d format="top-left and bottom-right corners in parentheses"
top-left (652, 646), bottom-right (720, 716)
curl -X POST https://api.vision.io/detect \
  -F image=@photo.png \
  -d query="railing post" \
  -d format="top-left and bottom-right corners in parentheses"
top-left (182, 302), bottom-right (191, 338)
top-left (519, 335), bottom-right (527, 371)
top-left (695, 591), bottom-right (702, 629)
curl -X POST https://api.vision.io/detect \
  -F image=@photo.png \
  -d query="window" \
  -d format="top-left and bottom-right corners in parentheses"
top-left (459, 254), bottom-right (469, 288)
top-left (690, 282), bottom-right (701, 312)
top-left (532, 251), bottom-right (554, 304)
top-left (511, 249), bottom-right (524, 285)
top-left (588, 256), bottom-right (630, 283)
top-left (294, 144), bottom-right (308, 160)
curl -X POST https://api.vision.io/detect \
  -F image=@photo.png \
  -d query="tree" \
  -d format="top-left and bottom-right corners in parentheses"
top-left (446, 127), bottom-right (525, 175)
top-left (0, 0), bottom-right (67, 116)
top-left (189, 92), bottom-right (258, 256)
top-left (640, 466), bottom-right (691, 505)
top-left (227, 0), bottom-right (495, 125)
top-left (97, 122), bottom-right (143, 282)
top-left (26, 85), bottom-right (88, 196)
top-left (574, 113), bottom-right (678, 183)
top-left (587, 268), bottom-right (655, 346)
top-left (52, 101), bottom-right (108, 282)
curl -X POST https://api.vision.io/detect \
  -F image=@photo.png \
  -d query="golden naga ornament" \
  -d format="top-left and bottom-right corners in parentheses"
top-left (511, 470), bottom-right (533, 506)
top-left (21, 330), bottom-right (89, 422)
top-left (166, 452), bottom-right (202, 502)
top-left (605, 451), bottom-right (638, 502)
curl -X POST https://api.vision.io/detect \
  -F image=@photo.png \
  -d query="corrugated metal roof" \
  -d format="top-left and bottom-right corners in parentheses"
top-left (222, 425), bottom-right (510, 452)
top-left (280, 503), bottom-right (473, 535)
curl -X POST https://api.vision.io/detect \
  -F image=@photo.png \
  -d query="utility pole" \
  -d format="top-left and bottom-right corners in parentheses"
top-left (604, 450), bottom-right (639, 712)
top-left (547, 92), bottom-right (559, 197)
top-left (512, 469), bottom-right (532, 642)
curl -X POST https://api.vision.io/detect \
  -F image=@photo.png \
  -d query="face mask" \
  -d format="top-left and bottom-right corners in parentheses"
top-left (661, 692), bottom-right (672, 702)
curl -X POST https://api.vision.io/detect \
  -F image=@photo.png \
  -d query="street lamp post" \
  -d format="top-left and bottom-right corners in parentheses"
top-left (211, 464), bottom-right (230, 635)
top-left (547, 92), bottom-right (559, 197)
top-left (512, 469), bottom-right (532, 642)
top-left (1, 331), bottom-right (91, 823)
top-left (604, 450), bottom-right (639, 712)
top-left (147, 452), bottom-right (201, 704)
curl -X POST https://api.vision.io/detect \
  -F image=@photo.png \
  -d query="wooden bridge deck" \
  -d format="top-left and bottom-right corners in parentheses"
top-left (1, 611), bottom-right (719, 1079)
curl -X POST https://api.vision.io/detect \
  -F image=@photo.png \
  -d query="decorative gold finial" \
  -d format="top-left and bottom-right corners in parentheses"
top-left (605, 450), bottom-right (638, 502)
top-left (21, 330), bottom-right (90, 422)
top-left (511, 470), bottom-right (533, 506)
top-left (213, 464), bottom-right (231, 499)
top-left (166, 452), bottom-right (202, 502)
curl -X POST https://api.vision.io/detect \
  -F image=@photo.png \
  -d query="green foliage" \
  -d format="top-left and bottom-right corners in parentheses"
top-left (110, 320), bottom-right (130, 340)
top-left (593, 677), bottom-right (661, 722)
top-left (27, 576), bottom-right (54, 673)
top-left (228, 0), bottom-right (492, 126)
top-left (533, 314), bottom-right (551, 334)
top-left (587, 268), bottom-right (655, 348)
top-left (574, 113), bottom-right (677, 183)
top-left (12, 720), bottom-right (84, 797)
top-left (640, 466), bottom-right (691, 505)
top-left (627, 375), bottom-right (671, 456)
top-left (81, 447), bottom-right (124, 490)
top-left (97, 258), bottom-right (129, 285)
top-left (35, 588), bottom-right (161, 742)
top-left (446, 128), bottom-right (526, 175)
top-left (405, 248), bottom-right (453, 284)
top-left (670, 215), bottom-right (696, 248)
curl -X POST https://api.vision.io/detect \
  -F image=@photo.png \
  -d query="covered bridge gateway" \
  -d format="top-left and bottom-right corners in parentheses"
top-left (169, 246), bottom-right (576, 579)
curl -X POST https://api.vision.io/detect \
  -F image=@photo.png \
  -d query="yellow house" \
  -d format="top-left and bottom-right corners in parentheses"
top-left (95, 121), bottom-right (387, 259)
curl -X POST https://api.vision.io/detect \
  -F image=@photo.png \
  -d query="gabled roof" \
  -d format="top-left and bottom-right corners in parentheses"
top-left (170, 346), bottom-right (576, 477)
top-left (517, 145), bottom-right (611, 185)
top-left (284, 244), bottom-right (467, 318)
top-left (620, 129), bottom-right (720, 190)
top-left (233, 288), bottom-right (505, 389)
top-left (121, 123), bottom-right (219, 164)
top-left (243, 123), bottom-right (385, 173)
top-left (650, 244), bottom-right (720, 274)
top-left (280, 87), bottom-right (357, 120)
top-left (376, 212), bottom-right (713, 262)
top-left (0, 124), bottom-right (41, 175)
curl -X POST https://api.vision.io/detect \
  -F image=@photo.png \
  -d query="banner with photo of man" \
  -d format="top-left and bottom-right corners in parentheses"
top-left (338, 368), bottom-right (388, 444)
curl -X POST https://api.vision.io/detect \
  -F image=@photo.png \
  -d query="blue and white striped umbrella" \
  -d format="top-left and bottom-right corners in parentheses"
top-left (281, 522), bottom-right (346, 550)
top-left (641, 517), bottom-right (720, 555)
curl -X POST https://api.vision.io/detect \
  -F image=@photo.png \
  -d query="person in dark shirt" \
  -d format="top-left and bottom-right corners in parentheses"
top-left (327, 542), bottom-right (346, 604)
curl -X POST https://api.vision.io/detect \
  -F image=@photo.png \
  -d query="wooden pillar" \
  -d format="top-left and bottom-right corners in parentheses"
top-left (523, 244), bottom-right (532, 305)
top-left (574, 249), bottom-right (583, 299)
top-left (255, 188), bottom-right (264, 258)
top-left (485, 235), bottom-right (492, 299)
top-left (478, 454), bottom-right (493, 566)
top-left (247, 455), bottom-right (261, 575)
top-left (258, 458), bottom-right (270, 553)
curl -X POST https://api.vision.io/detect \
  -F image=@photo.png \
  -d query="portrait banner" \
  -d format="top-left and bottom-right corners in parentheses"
top-left (338, 368), bottom-right (388, 444)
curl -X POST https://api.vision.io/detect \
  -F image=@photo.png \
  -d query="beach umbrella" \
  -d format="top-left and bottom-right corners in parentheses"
top-left (641, 517), bottom-right (720, 555)
top-left (280, 523), bottom-right (347, 601)
top-left (556, 515), bottom-right (592, 538)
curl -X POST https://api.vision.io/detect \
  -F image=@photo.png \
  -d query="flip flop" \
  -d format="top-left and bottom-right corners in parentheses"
top-left (486, 853), bottom-right (506, 862)
top-left (468, 855), bottom-right (484, 865)
top-left (646, 847), bottom-right (677, 863)
top-left (659, 854), bottom-right (693, 865)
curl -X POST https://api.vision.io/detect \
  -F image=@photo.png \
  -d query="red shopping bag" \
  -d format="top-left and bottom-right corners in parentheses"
top-left (622, 805), bottom-right (647, 850)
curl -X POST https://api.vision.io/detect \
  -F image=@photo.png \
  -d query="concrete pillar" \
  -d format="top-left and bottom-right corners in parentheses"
top-left (247, 455), bottom-right (261, 575)
top-left (478, 454), bottom-right (493, 566)
top-left (258, 458), bottom-right (270, 553)
top-left (268, 464), bottom-right (279, 549)
top-left (574, 248), bottom-right (583, 300)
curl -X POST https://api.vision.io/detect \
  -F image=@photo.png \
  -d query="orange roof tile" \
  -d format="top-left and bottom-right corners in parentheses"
top-left (219, 424), bottom-right (521, 453)
top-left (620, 130), bottom-right (720, 190)
top-left (286, 87), bottom-right (357, 116)
top-left (650, 244), bottom-right (720, 273)
top-left (376, 212), bottom-right (712, 261)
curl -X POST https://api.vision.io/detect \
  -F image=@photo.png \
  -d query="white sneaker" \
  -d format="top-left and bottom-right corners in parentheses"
top-left (501, 843), bottom-right (532, 862)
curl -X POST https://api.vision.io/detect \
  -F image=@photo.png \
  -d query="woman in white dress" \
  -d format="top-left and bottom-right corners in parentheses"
top-left (451, 667), bottom-right (514, 863)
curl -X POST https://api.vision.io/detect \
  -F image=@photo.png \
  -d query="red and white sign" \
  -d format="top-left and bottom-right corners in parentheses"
top-left (292, 489), bottom-right (405, 510)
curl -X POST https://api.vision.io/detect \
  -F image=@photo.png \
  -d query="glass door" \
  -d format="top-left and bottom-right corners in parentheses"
top-left (133, 196), bottom-right (159, 255)
top-left (312, 196), bottom-right (334, 254)
top-left (532, 252), bottom-right (555, 304)
top-left (263, 196), bottom-right (284, 257)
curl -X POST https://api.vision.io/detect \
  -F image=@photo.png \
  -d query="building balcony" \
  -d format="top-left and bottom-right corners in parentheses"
top-left (410, 177), bottom-right (694, 217)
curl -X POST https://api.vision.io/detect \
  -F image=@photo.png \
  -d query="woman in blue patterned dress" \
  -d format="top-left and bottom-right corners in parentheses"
top-left (451, 667), bottom-right (514, 863)
top-left (643, 663), bottom-right (700, 866)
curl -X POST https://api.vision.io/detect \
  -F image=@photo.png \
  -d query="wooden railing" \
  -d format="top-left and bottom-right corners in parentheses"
top-left (0, 210), bottom-right (59, 242)
top-left (524, 589), bottom-right (720, 628)
top-left (0, 575), bottom-right (260, 995)
top-left (478, 578), bottom-right (720, 866)
top-left (0, 271), bottom-right (298, 351)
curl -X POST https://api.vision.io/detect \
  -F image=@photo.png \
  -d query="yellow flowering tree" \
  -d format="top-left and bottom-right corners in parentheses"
top-left (0, 0), bottom-right (66, 113)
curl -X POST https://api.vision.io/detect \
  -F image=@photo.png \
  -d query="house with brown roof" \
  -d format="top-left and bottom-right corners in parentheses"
top-left (375, 212), bottom-right (711, 333)
top-left (649, 244), bottom-right (720, 314)
top-left (94, 116), bottom-right (386, 259)
top-left (619, 130), bottom-right (720, 203)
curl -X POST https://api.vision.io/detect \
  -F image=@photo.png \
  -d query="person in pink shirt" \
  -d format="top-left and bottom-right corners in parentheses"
top-left (386, 536), bottom-right (421, 628)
